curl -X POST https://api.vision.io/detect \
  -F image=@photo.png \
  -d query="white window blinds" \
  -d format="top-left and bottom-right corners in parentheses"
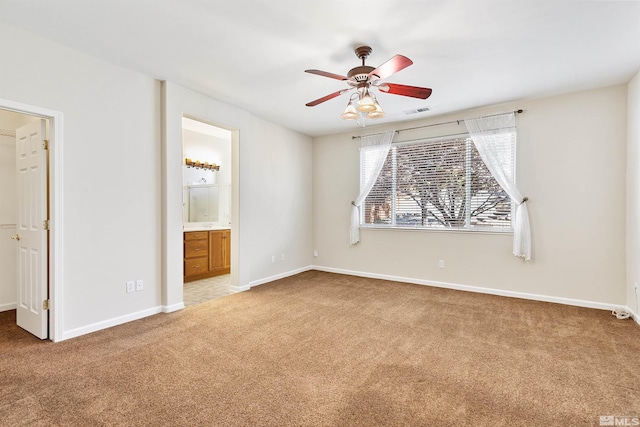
top-left (362, 136), bottom-right (512, 231)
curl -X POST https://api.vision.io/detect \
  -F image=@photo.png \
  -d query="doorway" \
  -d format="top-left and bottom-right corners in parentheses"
top-left (181, 117), bottom-right (233, 306)
top-left (0, 98), bottom-right (62, 342)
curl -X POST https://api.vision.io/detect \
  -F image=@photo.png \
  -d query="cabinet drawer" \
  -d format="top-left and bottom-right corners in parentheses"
top-left (185, 231), bottom-right (208, 241)
top-left (184, 257), bottom-right (209, 276)
top-left (185, 239), bottom-right (208, 258)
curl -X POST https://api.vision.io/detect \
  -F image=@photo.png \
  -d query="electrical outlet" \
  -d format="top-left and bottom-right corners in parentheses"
top-left (313, 249), bottom-right (318, 257)
top-left (126, 281), bottom-right (135, 293)
top-left (280, 253), bottom-right (285, 261)
top-left (271, 255), bottom-right (275, 263)
top-left (136, 280), bottom-right (144, 291)
top-left (438, 260), bottom-right (445, 269)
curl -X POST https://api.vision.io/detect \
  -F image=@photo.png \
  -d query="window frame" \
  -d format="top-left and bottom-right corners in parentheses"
top-left (359, 134), bottom-right (515, 234)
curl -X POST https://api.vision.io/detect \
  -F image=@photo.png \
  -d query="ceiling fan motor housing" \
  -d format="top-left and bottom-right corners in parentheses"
top-left (348, 66), bottom-right (375, 82)
top-left (348, 46), bottom-right (378, 85)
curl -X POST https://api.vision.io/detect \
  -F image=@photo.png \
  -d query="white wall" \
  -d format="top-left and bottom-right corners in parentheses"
top-left (244, 116), bottom-right (314, 283)
top-left (162, 82), bottom-right (313, 308)
top-left (2, 24), bottom-right (314, 339)
top-left (313, 85), bottom-right (628, 306)
top-left (627, 70), bottom-right (640, 316)
top-left (0, 24), bottom-right (162, 338)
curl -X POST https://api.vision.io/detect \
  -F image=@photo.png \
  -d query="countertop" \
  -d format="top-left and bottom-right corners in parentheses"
top-left (183, 224), bottom-right (231, 232)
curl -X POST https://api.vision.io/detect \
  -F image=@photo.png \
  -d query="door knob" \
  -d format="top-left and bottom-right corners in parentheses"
top-left (11, 234), bottom-right (21, 241)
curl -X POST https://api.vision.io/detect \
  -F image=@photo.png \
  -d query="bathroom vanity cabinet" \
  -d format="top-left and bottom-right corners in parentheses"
top-left (183, 229), bottom-right (230, 282)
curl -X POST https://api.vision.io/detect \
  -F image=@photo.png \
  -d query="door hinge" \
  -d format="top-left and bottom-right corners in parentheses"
top-left (42, 139), bottom-right (49, 150)
top-left (43, 299), bottom-right (50, 310)
top-left (43, 219), bottom-right (50, 230)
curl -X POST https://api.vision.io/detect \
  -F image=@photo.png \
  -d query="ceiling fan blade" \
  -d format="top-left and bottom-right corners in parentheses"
top-left (305, 69), bottom-right (348, 81)
top-left (368, 55), bottom-right (413, 80)
top-left (378, 83), bottom-right (432, 99)
top-left (305, 89), bottom-right (350, 107)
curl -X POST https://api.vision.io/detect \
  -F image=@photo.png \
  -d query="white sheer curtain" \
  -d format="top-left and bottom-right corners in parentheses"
top-left (350, 130), bottom-right (395, 245)
top-left (464, 112), bottom-right (531, 260)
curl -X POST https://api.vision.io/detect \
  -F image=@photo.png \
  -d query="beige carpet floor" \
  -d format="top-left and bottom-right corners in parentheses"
top-left (1, 270), bottom-right (639, 426)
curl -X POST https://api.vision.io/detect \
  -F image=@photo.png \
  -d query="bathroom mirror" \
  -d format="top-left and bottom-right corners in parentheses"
top-left (185, 184), bottom-right (219, 223)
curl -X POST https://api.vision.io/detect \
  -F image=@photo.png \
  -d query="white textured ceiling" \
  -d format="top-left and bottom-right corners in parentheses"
top-left (1, 1), bottom-right (639, 137)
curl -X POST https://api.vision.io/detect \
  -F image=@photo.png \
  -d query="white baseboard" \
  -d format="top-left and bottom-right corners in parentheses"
top-left (162, 302), bottom-right (185, 313)
top-left (627, 306), bottom-right (640, 327)
top-left (312, 265), bottom-right (630, 313)
top-left (57, 266), bottom-right (640, 342)
top-left (249, 266), bottom-right (314, 288)
top-left (60, 306), bottom-right (164, 341)
top-left (0, 302), bottom-right (16, 312)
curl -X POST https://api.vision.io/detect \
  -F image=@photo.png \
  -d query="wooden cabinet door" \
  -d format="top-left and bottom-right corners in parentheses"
top-left (209, 230), bottom-right (231, 272)
top-left (209, 230), bottom-right (225, 271)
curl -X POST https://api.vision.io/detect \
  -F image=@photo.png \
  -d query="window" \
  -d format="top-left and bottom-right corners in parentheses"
top-left (362, 136), bottom-right (512, 231)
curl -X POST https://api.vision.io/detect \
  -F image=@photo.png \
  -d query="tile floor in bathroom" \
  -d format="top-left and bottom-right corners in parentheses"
top-left (183, 274), bottom-right (232, 306)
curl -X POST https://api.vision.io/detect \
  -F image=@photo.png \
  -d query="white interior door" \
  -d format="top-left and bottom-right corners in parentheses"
top-left (15, 119), bottom-right (48, 339)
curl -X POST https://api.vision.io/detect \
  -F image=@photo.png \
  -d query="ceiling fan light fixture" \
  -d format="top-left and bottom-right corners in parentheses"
top-left (367, 100), bottom-right (385, 119)
top-left (341, 100), bottom-right (359, 120)
top-left (357, 90), bottom-right (376, 112)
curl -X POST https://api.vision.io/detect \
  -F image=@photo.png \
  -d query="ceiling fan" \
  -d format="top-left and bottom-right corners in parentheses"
top-left (305, 45), bottom-right (432, 120)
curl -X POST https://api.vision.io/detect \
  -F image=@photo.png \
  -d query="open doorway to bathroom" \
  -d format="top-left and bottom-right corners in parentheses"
top-left (181, 117), bottom-right (232, 306)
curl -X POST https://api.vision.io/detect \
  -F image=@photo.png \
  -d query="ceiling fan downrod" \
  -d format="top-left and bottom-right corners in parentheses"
top-left (354, 45), bottom-right (372, 65)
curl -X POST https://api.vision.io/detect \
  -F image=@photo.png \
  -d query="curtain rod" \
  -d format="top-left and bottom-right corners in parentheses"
top-left (351, 109), bottom-right (523, 139)
top-left (394, 132), bottom-right (470, 144)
